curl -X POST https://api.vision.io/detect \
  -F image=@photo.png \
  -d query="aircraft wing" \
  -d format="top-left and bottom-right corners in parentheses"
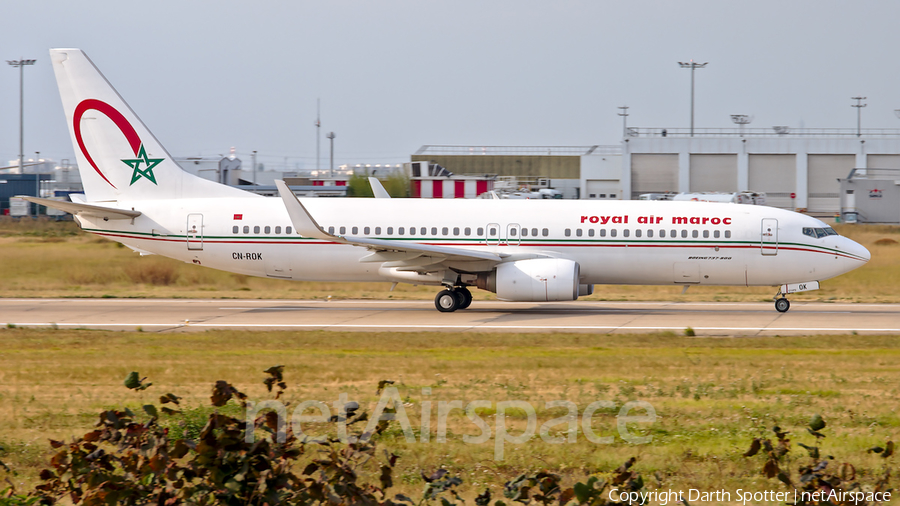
top-left (275, 179), bottom-right (503, 263)
top-left (22, 196), bottom-right (141, 220)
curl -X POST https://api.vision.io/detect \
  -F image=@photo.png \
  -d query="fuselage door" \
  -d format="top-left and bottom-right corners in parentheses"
top-left (505, 223), bottom-right (521, 246)
top-left (187, 213), bottom-right (204, 250)
top-left (486, 223), bottom-right (500, 246)
top-left (761, 218), bottom-right (778, 256)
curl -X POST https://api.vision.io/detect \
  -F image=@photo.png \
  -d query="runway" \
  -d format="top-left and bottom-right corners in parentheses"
top-left (2, 298), bottom-right (899, 335)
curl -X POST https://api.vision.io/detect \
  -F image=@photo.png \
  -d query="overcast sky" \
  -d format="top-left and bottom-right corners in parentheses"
top-left (3, 1), bottom-right (900, 171)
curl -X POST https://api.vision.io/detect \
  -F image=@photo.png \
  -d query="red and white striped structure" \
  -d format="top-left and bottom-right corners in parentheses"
top-left (411, 177), bottom-right (493, 198)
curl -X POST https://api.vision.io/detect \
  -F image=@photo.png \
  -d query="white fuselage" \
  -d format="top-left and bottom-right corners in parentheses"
top-left (76, 197), bottom-right (869, 288)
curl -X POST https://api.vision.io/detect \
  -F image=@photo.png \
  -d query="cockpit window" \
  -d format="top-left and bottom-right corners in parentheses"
top-left (803, 227), bottom-right (838, 239)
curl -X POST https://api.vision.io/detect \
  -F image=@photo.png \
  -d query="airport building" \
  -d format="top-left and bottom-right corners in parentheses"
top-left (412, 145), bottom-right (622, 200)
top-left (411, 127), bottom-right (900, 217)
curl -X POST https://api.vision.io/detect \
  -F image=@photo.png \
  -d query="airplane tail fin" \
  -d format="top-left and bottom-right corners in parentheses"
top-left (50, 48), bottom-right (250, 202)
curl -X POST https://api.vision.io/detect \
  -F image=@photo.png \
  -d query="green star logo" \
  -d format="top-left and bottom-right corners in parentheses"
top-left (121, 144), bottom-right (163, 186)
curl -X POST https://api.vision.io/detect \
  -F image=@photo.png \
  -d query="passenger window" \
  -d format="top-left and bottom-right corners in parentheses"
top-left (623, 229), bottom-right (630, 238)
top-left (565, 229), bottom-right (571, 237)
top-left (244, 226), bottom-right (250, 234)
top-left (610, 229), bottom-right (617, 238)
top-left (432, 227), bottom-right (438, 236)
top-left (375, 227), bottom-right (382, 235)
top-left (254, 226), bottom-right (261, 234)
top-left (275, 226), bottom-right (282, 234)
top-left (647, 229), bottom-right (653, 238)
top-left (453, 227), bottom-right (460, 236)
top-left (387, 227), bottom-right (393, 235)
top-left (692, 230), bottom-right (698, 238)
top-left (399, 227), bottom-right (405, 235)
top-left (510, 228), bottom-right (516, 236)
top-left (265, 226), bottom-right (271, 234)
top-left (465, 227), bottom-right (471, 236)
top-left (681, 230), bottom-right (688, 238)
top-left (286, 226), bottom-right (292, 234)
top-left (421, 227), bottom-right (427, 235)
top-left (671, 229), bottom-right (676, 237)
top-left (442, 227), bottom-right (448, 235)
top-left (352, 226), bottom-right (358, 234)
top-left (542, 228), bottom-right (549, 237)
top-left (575, 229), bottom-right (582, 237)
top-left (339, 226), bottom-right (345, 235)
top-left (725, 230), bottom-right (731, 238)
top-left (364, 227), bottom-right (370, 234)
top-left (600, 229), bottom-right (606, 237)
top-left (489, 227), bottom-right (497, 236)
top-left (409, 227), bottom-right (416, 235)
top-left (521, 228), bottom-right (528, 237)
top-left (532, 228), bottom-right (538, 236)
top-left (232, 226), bottom-right (239, 234)
top-left (478, 227), bottom-right (484, 236)
top-left (588, 229), bottom-right (594, 237)
top-left (328, 226), bottom-right (334, 234)
top-left (659, 229), bottom-right (665, 238)
top-left (714, 230), bottom-right (720, 238)
top-left (703, 230), bottom-right (709, 238)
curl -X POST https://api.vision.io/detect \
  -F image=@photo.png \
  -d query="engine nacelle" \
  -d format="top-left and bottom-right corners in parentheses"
top-left (476, 259), bottom-right (580, 302)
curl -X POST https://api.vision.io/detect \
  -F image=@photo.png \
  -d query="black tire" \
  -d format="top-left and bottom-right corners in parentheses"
top-left (435, 289), bottom-right (459, 312)
top-left (455, 287), bottom-right (473, 309)
top-left (775, 298), bottom-right (790, 313)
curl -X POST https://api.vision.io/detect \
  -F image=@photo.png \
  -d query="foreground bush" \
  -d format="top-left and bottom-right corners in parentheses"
top-left (0, 367), bottom-right (893, 505)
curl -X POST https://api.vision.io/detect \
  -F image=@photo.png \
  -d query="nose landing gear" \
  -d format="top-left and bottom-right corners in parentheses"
top-left (773, 287), bottom-right (790, 313)
top-left (774, 297), bottom-right (790, 313)
top-left (434, 286), bottom-right (473, 312)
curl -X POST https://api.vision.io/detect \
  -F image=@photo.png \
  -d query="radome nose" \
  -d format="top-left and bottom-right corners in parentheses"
top-left (846, 238), bottom-right (870, 263)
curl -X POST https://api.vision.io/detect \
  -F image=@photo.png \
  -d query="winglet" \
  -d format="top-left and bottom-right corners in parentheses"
top-left (275, 180), bottom-right (339, 241)
top-left (368, 177), bottom-right (391, 199)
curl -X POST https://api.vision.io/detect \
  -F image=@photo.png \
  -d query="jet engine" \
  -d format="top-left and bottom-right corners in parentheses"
top-left (476, 258), bottom-right (580, 302)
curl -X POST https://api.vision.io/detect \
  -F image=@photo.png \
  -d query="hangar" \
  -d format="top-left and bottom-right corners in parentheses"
top-left (412, 128), bottom-right (900, 213)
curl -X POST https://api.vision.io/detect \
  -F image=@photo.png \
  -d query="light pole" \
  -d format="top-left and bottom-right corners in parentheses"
top-left (251, 150), bottom-right (257, 185)
top-left (315, 99), bottom-right (321, 173)
top-left (678, 60), bottom-right (708, 137)
top-left (730, 114), bottom-right (753, 137)
top-left (851, 96), bottom-right (866, 137)
top-left (7, 58), bottom-right (36, 177)
top-left (326, 132), bottom-right (335, 178)
top-left (617, 106), bottom-right (629, 137)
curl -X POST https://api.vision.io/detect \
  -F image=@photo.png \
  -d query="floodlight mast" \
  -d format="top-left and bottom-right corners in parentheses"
top-left (678, 60), bottom-right (708, 137)
top-left (326, 131), bottom-right (336, 178)
top-left (730, 114), bottom-right (753, 137)
top-left (851, 96), bottom-right (866, 137)
top-left (7, 58), bottom-right (37, 179)
top-left (617, 106), bottom-right (629, 137)
top-left (315, 99), bottom-right (321, 172)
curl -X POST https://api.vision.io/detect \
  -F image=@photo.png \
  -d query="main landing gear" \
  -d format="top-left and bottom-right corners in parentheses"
top-left (435, 286), bottom-right (472, 312)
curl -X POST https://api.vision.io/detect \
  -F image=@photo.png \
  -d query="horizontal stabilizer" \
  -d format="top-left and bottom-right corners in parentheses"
top-left (22, 196), bottom-right (141, 220)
